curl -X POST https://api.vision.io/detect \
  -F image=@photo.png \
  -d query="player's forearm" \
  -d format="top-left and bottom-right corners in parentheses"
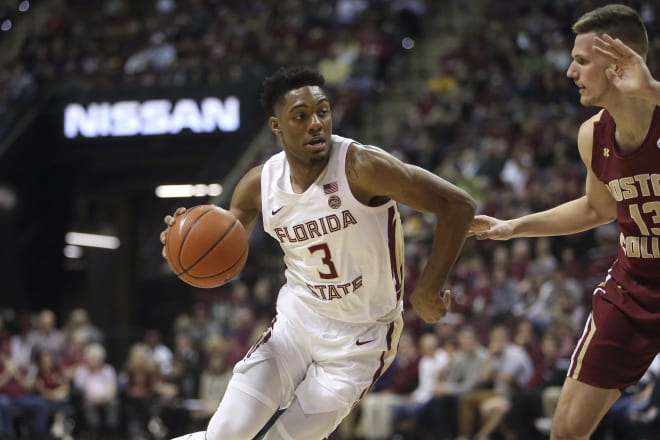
top-left (416, 200), bottom-right (475, 292)
top-left (508, 196), bottom-right (612, 238)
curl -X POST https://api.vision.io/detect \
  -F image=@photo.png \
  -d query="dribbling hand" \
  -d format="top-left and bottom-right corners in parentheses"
top-left (410, 289), bottom-right (451, 323)
top-left (160, 207), bottom-right (187, 258)
top-left (467, 215), bottom-right (513, 240)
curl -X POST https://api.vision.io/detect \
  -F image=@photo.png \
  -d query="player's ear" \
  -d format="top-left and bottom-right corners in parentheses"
top-left (269, 117), bottom-right (282, 137)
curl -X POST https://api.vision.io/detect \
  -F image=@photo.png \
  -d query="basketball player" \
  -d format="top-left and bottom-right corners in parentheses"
top-left (469, 5), bottom-right (660, 439)
top-left (161, 66), bottom-right (476, 439)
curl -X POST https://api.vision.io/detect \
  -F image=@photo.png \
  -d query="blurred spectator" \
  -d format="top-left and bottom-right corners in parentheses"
top-left (189, 302), bottom-right (218, 349)
top-left (456, 325), bottom-right (533, 440)
top-left (490, 265), bottom-right (522, 325)
top-left (119, 343), bottom-right (171, 440)
top-left (391, 332), bottom-right (450, 436)
top-left (63, 308), bottom-right (103, 346)
top-left (168, 332), bottom-right (201, 401)
top-left (9, 313), bottom-right (33, 371)
top-left (73, 343), bottom-right (120, 437)
top-left (419, 326), bottom-right (488, 440)
top-left (509, 329), bottom-right (570, 439)
top-left (61, 329), bottom-right (91, 380)
top-left (0, 339), bottom-right (50, 439)
top-left (35, 350), bottom-right (74, 440)
top-left (190, 351), bottom-right (232, 426)
top-left (27, 310), bottom-right (66, 362)
top-left (144, 329), bottom-right (174, 379)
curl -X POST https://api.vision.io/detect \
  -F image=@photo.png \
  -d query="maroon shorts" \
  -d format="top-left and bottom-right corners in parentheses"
top-left (567, 274), bottom-right (660, 389)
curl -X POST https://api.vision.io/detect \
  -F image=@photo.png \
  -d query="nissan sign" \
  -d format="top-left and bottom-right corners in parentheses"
top-left (64, 97), bottom-right (240, 138)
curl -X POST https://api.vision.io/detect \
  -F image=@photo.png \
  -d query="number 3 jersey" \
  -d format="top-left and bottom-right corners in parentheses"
top-left (261, 135), bottom-right (404, 323)
top-left (591, 107), bottom-right (660, 293)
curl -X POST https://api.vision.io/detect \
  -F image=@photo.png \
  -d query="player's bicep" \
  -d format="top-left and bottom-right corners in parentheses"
top-left (584, 169), bottom-right (616, 221)
top-left (356, 147), bottom-right (473, 213)
top-left (229, 165), bottom-right (262, 234)
top-left (576, 117), bottom-right (617, 222)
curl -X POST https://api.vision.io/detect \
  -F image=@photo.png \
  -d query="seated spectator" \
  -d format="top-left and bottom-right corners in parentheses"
top-left (35, 350), bottom-right (74, 440)
top-left (63, 308), bottom-right (103, 346)
top-left (419, 326), bottom-right (488, 440)
top-left (27, 310), bottom-right (66, 362)
top-left (60, 329), bottom-right (90, 380)
top-left (168, 332), bottom-right (201, 401)
top-left (190, 351), bottom-right (232, 426)
top-left (144, 329), bottom-right (174, 379)
top-left (509, 330), bottom-right (570, 439)
top-left (456, 325), bottom-right (533, 440)
top-left (119, 343), bottom-right (171, 440)
top-left (356, 332), bottom-right (449, 439)
top-left (73, 342), bottom-right (120, 437)
top-left (0, 339), bottom-right (50, 439)
top-left (9, 313), bottom-right (33, 371)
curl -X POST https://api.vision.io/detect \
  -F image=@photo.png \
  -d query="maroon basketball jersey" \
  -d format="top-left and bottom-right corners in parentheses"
top-left (590, 107), bottom-right (660, 294)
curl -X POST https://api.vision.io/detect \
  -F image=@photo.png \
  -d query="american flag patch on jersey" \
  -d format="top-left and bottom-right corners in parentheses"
top-left (323, 181), bottom-right (339, 194)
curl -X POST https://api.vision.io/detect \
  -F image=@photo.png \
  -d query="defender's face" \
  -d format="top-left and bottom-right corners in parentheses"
top-left (270, 85), bottom-right (333, 165)
top-left (566, 33), bottom-right (611, 107)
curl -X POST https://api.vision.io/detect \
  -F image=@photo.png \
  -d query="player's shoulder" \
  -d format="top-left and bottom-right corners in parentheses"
top-left (576, 110), bottom-right (605, 161)
top-left (578, 109), bottom-right (605, 134)
top-left (236, 164), bottom-right (264, 190)
top-left (245, 163), bottom-right (265, 180)
top-left (347, 142), bottom-right (396, 168)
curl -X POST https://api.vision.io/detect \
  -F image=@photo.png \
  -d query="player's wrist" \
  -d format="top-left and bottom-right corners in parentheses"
top-left (648, 78), bottom-right (660, 103)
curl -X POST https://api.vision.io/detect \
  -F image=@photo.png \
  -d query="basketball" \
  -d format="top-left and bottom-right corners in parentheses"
top-left (165, 205), bottom-right (248, 288)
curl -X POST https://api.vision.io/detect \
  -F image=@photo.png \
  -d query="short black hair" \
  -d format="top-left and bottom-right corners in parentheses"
top-left (260, 66), bottom-right (325, 116)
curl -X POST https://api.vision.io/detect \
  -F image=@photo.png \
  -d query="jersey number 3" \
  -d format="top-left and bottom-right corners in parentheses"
top-left (308, 243), bottom-right (339, 279)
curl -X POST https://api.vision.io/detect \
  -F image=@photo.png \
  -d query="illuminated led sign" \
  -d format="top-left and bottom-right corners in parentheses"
top-left (64, 97), bottom-right (240, 138)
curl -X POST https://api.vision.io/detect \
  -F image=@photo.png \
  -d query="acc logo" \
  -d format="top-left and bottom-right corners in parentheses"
top-left (603, 147), bottom-right (610, 157)
top-left (328, 195), bottom-right (341, 209)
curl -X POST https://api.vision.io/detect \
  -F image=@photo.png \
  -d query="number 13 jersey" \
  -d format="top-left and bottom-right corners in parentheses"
top-left (261, 135), bottom-right (405, 323)
top-left (591, 107), bottom-right (660, 291)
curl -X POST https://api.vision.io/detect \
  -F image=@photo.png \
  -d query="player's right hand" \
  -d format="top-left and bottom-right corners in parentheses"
top-left (160, 207), bottom-right (187, 258)
top-left (467, 215), bottom-right (513, 240)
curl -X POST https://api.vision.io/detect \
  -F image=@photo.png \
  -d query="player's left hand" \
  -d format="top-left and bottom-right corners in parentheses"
top-left (160, 207), bottom-right (187, 258)
top-left (410, 289), bottom-right (451, 323)
top-left (593, 33), bottom-right (654, 99)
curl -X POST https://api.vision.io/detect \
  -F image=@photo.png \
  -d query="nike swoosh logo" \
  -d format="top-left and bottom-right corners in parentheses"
top-left (356, 338), bottom-right (376, 346)
top-left (271, 206), bottom-right (285, 215)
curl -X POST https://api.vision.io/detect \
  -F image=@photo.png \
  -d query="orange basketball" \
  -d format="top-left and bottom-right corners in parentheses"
top-left (165, 205), bottom-right (248, 288)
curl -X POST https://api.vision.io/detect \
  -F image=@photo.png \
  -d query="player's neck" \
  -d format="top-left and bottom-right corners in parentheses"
top-left (607, 97), bottom-right (656, 152)
top-left (288, 161), bottom-right (327, 193)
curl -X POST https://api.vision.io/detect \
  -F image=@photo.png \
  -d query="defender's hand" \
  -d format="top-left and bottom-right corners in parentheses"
top-left (468, 215), bottom-right (513, 240)
top-left (594, 33), bottom-right (655, 99)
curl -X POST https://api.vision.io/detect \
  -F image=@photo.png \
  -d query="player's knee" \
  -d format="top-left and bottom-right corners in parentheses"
top-left (551, 412), bottom-right (591, 440)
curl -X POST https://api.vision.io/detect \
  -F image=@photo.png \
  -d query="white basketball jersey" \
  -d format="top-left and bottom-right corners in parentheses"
top-left (261, 135), bottom-right (404, 323)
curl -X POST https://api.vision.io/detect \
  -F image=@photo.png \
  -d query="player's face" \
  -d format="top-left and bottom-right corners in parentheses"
top-left (271, 86), bottom-right (333, 166)
top-left (566, 33), bottom-right (611, 107)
